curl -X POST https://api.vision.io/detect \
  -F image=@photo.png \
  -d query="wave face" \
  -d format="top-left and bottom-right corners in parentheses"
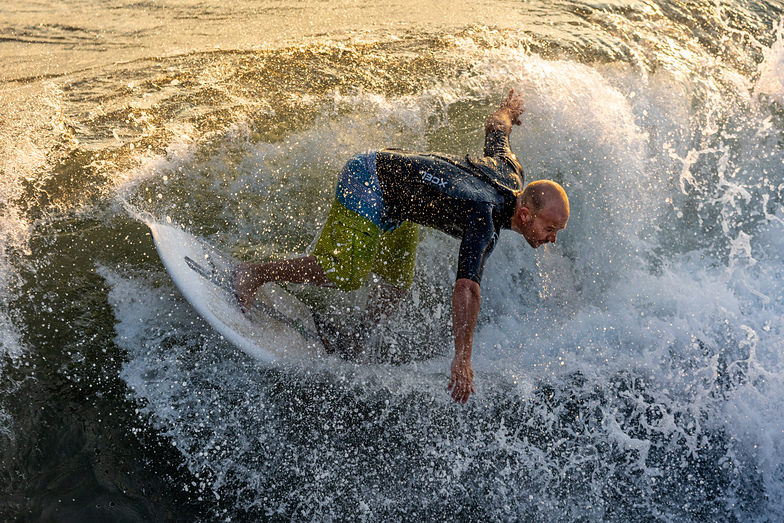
top-left (1, 1), bottom-right (783, 521)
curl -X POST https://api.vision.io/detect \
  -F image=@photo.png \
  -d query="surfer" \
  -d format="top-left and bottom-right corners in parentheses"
top-left (234, 89), bottom-right (569, 403)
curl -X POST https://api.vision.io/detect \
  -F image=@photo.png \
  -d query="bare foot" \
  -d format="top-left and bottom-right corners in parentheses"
top-left (233, 263), bottom-right (259, 313)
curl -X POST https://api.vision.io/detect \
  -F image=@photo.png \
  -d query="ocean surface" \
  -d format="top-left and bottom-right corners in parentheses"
top-left (2, 1), bottom-right (784, 521)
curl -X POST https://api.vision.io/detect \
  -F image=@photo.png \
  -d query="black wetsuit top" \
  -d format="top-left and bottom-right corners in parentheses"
top-left (375, 130), bottom-right (524, 284)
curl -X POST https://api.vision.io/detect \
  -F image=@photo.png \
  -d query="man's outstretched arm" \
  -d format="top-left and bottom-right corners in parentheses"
top-left (448, 278), bottom-right (481, 403)
top-left (485, 88), bottom-right (525, 135)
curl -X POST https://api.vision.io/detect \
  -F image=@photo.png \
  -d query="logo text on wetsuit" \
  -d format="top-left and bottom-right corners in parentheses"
top-left (420, 170), bottom-right (448, 189)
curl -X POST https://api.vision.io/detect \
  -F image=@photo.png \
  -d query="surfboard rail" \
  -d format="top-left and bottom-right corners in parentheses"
top-left (148, 221), bottom-right (325, 362)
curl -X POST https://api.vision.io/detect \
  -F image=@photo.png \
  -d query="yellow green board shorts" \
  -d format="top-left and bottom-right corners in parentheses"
top-left (312, 200), bottom-right (418, 291)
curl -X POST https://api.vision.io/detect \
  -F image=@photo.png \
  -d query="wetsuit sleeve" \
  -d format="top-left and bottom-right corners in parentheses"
top-left (484, 129), bottom-right (511, 157)
top-left (483, 129), bottom-right (523, 178)
top-left (456, 203), bottom-right (498, 284)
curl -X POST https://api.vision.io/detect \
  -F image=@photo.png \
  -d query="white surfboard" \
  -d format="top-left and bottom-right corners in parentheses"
top-left (148, 221), bottom-right (325, 363)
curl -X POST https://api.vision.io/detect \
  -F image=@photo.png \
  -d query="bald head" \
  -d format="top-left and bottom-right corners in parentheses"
top-left (520, 180), bottom-right (570, 216)
top-left (512, 180), bottom-right (570, 248)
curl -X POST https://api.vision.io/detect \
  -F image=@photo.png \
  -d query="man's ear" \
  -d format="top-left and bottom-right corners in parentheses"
top-left (518, 205), bottom-right (532, 224)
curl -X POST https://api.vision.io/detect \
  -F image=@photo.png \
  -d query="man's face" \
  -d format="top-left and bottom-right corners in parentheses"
top-left (518, 204), bottom-right (569, 249)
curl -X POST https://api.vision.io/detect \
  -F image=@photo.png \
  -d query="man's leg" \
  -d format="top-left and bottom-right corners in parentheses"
top-left (356, 221), bottom-right (419, 354)
top-left (334, 279), bottom-right (405, 363)
top-left (234, 255), bottom-right (332, 312)
top-left (235, 198), bottom-right (380, 313)
top-left (362, 280), bottom-right (408, 327)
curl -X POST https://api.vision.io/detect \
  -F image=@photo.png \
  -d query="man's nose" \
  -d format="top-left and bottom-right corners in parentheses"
top-left (547, 232), bottom-right (557, 244)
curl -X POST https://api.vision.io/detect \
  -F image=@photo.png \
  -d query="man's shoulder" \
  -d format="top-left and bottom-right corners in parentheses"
top-left (466, 153), bottom-right (524, 195)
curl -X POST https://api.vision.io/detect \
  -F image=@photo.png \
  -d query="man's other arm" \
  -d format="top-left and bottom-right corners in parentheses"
top-left (448, 278), bottom-right (481, 403)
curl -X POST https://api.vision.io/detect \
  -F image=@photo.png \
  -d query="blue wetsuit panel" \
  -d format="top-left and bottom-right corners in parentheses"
top-left (335, 152), bottom-right (398, 233)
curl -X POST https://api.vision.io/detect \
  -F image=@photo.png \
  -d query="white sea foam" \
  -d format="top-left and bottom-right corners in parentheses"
top-left (755, 18), bottom-right (784, 106)
top-left (103, 31), bottom-right (784, 520)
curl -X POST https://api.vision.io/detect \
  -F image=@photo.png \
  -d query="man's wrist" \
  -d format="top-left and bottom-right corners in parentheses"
top-left (453, 352), bottom-right (471, 364)
top-left (485, 115), bottom-right (512, 134)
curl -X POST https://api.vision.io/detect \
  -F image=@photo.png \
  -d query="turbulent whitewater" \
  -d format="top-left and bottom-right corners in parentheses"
top-left (1, 1), bottom-right (783, 521)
